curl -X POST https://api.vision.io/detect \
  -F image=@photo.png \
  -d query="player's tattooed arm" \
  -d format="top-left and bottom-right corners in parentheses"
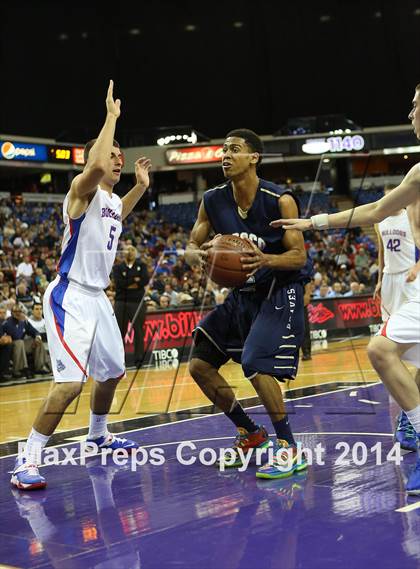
top-left (271, 164), bottom-right (420, 232)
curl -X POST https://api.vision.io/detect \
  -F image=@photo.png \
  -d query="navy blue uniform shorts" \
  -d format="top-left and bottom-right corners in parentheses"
top-left (193, 280), bottom-right (305, 382)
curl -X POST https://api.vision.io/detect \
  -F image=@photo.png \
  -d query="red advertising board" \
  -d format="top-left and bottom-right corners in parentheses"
top-left (124, 296), bottom-right (382, 357)
top-left (165, 146), bottom-right (223, 165)
top-left (307, 295), bottom-right (382, 330)
top-left (124, 309), bottom-right (211, 354)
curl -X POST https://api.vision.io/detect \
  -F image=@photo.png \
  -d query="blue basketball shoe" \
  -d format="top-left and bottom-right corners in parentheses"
top-left (395, 412), bottom-right (418, 452)
top-left (86, 433), bottom-right (139, 453)
top-left (11, 457), bottom-right (46, 490)
top-left (256, 439), bottom-right (308, 479)
top-left (406, 452), bottom-right (420, 495)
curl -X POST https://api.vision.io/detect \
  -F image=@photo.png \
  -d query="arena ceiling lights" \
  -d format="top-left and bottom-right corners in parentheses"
top-left (157, 131), bottom-right (198, 146)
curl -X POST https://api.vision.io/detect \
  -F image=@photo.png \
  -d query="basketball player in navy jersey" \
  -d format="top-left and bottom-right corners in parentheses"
top-left (185, 129), bottom-right (313, 479)
top-left (11, 81), bottom-right (152, 490)
top-left (272, 82), bottom-right (420, 494)
top-left (374, 184), bottom-right (420, 452)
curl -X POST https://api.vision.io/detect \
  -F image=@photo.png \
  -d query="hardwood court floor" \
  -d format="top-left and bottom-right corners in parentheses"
top-left (0, 337), bottom-right (392, 443)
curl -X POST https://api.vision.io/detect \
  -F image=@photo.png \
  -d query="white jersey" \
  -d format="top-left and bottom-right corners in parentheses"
top-left (378, 210), bottom-right (419, 274)
top-left (58, 187), bottom-right (122, 289)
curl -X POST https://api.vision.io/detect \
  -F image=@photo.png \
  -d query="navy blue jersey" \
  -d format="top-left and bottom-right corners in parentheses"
top-left (203, 178), bottom-right (313, 286)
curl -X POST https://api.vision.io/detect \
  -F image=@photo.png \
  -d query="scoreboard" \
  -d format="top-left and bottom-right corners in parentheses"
top-left (48, 146), bottom-right (72, 163)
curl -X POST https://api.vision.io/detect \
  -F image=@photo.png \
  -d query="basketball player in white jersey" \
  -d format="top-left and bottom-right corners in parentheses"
top-left (11, 81), bottom-right (152, 490)
top-left (271, 82), bottom-right (420, 495)
top-left (374, 185), bottom-right (420, 452)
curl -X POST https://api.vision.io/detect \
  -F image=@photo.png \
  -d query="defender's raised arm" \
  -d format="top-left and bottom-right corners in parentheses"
top-left (270, 164), bottom-right (420, 232)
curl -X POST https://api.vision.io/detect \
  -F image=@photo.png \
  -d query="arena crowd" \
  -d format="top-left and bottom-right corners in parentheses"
top-left (0, 192), bottom-right (379, 381)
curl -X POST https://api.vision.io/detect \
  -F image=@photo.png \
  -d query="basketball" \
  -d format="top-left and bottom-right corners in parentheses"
top-left (205, 234), bottom-right (254, 287)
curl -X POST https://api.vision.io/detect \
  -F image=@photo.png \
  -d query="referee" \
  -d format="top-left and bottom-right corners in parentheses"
top-left (113, 246), bottom-right (149, 367)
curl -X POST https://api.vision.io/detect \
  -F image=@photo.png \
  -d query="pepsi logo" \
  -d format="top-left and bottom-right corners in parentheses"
top-left (0, 141), bottom-right (37, 160)
top-left (1, 141), bottom-right (16, 159)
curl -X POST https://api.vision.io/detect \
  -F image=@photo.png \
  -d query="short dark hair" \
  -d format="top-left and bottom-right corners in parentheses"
top-left (83, 139), bottom-right (120, 163)
top-left (226, 128), bottom-right (264, 166)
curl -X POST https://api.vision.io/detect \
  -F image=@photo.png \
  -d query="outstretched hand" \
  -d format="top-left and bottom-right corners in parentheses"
top-left (135, 157), bottom-right (152, 188)
top-left (106, 79), bottom-right (121, 118)
top-left (270, 218), bottom-right (313, 232)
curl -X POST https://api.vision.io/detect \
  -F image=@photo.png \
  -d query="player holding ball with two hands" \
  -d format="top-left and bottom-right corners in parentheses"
top-left (185, 129), bottom-right (313, 479)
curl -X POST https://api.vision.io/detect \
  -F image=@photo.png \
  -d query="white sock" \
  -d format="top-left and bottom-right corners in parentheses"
top-left (88, 412), bottom-right (108, 439)
top-left (406, 404), bottom-right (420, 434)
top-left (23, 428), bottom-right (50, 464)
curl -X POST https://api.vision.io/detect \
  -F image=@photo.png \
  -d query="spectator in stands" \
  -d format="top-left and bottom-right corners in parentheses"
top-left (0, 312), bottom-right (13, 381)
top-left (358, 267), bottom-right (374, 291)
top-left (146, 298), bottom-right (158, 311)
top-left (354, 246), bottom-right (370, 275)
top-left (34, 267), bottom-right (46, 289)
top-left (332, 282), bottom-right (344, 296)
top-left (313, 283), bottom-right (335, 299)
top-left (312, 273), bottom-right (322, 294)
top-left (158, 295), bottom-right (170, 310)
top-left (0, 305), bottom-right (7, 326)
top-left (28, 304), bottom-right (47, 342)
top-left (163, 283), bottom-right (179, 306)
top-left (343, 282), bottom-right (361, 297)
top-left (2, 304), bottom-right (47, 378)
top-left (113, 245), bottom-right (149, 368)
top-left (0, 298), bottom-right (13, 379)
top-left (178, 292), bottom-right (194, 306)
top-left (16, 254), bottom-right (33, 282)
top-left (151, 274), bottom-right (165, 295)
top-left (42, 258), bottom-right (57, 282)
top-left (16, 281), bottom-right (34, 310)
top-left (335, 250), bottom-right (350, 267)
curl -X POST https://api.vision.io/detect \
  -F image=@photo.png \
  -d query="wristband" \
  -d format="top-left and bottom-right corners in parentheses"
top-left (311, 214), bottom-right (329, 230)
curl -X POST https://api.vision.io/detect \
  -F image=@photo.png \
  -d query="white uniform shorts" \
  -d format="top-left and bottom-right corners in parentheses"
top-left (380, 276), bottom-right (420, 368)
top-left (43, 276), bottom-right (126, 382)
top-left (380, 271), bottom-right (420, 322)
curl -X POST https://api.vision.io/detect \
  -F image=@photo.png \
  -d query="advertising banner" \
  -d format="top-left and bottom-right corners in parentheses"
top-left (0, 140), bottom-right (47, 162)
top-left (124, 296), bottom-right (382, 363)
top-left (166, 145), bottom-right (223, 165)
top-left (307, 295), bottom-right (381, 330)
